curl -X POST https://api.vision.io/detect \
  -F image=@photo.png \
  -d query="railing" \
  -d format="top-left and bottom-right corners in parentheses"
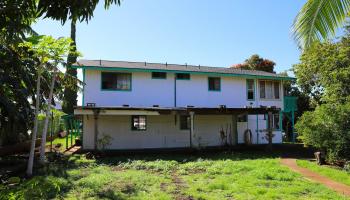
top-left (61, 115), bottom-right (82, 149)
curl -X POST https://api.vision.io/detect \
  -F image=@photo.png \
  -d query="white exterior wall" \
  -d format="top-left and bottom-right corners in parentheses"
top-left (83, 70), bottom-right (284, 109)
top-left (237, 115), bottom-right (282, 144)
top-left (83, 114), bottom-right (236, 150)
top-left (81, 69), bottom-right (284, 150)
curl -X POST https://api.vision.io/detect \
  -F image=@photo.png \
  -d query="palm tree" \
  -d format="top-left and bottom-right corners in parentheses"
top-left (293, 0), bottom-right (350, 49)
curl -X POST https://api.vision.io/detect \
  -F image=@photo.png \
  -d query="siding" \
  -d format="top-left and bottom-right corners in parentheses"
top-left (84, 70), bottom-right (283, 109)
top-left (82, 114), bottom-right (282, 150)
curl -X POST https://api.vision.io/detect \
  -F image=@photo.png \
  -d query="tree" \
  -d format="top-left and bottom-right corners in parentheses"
top-left (36, 0), bottom-right (121, 113)
top-left (293, 0), bottom-right (350, 49)
top-left (293, 41), bottom-right (350, 105)
top-left (231, 54), bottom-right (276, 73)
top-left (294, 25), bottom-right (350, 162)
top-left (20, 36), bottom-right (78, 175)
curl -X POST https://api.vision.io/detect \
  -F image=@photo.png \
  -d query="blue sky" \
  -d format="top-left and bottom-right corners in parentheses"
top-left (32, 0), bottom-right (307, 104)
top-left (33, 0), bottom-right (306, 71)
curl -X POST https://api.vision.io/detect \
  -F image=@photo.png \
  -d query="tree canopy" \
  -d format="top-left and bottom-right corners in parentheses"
top-left (231, 54), bottom-right (276, 73)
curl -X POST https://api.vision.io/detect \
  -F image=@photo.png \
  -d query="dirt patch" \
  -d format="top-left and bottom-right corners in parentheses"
top-left (171, 171), bottom-right (194, 200)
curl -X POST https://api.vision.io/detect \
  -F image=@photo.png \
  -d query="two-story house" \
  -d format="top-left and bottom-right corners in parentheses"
top-left (73, 60), bottom-right (294, 150)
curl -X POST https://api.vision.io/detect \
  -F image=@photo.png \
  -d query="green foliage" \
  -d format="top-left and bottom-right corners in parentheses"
top-left (294, 40), bottom-right (350, 105)
top-left (38, 109), bottom-right (65, 137)
top-left (297, 160), bottom-right (350, 186)
top-left (293, 0), bottom-right (350, 49)
top-left (296, 102), bottom-right (350, 162)
top-left (232, 54), bottom-right (276, 73)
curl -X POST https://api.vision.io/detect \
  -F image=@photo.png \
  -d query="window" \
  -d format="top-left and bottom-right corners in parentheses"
top-left (246, 79), bottom-right (255, 100)
top-left (101, 72), bottom-right (131, 91)
top-left (152, 72), bottom-right (166, 79)
top-left (208, 77), bottom-right (221, 91)
top-left (273, 114), bottom-right (280, 130)
top-left (176, 73), bottom-right (190, 80)
top-left (131, 115), bottom-right (146, 131)
top-left (259, 80), bottom-right (280, 99)
top-left (267, 114), bottom-right (280, 130)
top-left (237, 114), bottom-right (247, 122)
top-left (180, 115), bottom-right (190, 130)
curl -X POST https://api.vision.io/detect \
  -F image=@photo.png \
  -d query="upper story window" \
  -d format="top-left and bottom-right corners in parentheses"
top-left (176, 73), bottom-right (190, 80)
top-left (131, 115), bottom-right (147, 131)
top-left (101, 72), bottom-right (131, 91)
top-left (259, 80), bottom-right (280, 99)
top-left (208, 77), bottom-right (221, 91)
top-left (246, 79), bottom-right (255, 100)
top-left (152, 72), bottom-right (167, 79)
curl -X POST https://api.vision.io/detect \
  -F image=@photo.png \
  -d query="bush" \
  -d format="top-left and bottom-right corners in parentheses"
top-left (295, 102), bottom-right (350, 163)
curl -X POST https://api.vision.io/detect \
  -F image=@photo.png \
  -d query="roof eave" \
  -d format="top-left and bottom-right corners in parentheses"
top-left (71, 64), bottom-right (295, 81)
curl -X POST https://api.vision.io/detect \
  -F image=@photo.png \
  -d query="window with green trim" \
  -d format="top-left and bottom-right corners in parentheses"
top-left (208, 77), bottom-right (221, 91)
top-left (259, 80), bottom-right (280, 99)
top-left (246, 79), bottom-right (255, 100)
top-left (176, 73), bottom-right (190, 80)
top-left (131, 115), bottom-right (147, 131)
top-left (152, 72), bottom-right (166, 79)
top-left (101, 72), bottom-right (131, 90)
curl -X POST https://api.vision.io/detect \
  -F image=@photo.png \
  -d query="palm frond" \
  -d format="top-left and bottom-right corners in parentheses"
top-left (293, 0), bottom-right (350, 49)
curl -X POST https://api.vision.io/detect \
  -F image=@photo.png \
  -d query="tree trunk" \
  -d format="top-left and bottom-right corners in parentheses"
top-left (62, 19), bottom-right (78, 114)
top-left (26, 69), bottom-right (42, 176)
top-left (39, 72), bottom-right (56, 163)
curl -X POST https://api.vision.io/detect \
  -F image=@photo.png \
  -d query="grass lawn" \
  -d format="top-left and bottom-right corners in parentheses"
top-left (297, 159), bottom-right (350, 186)
top-left (46, 136), bottom-right (74, 152)
top-left (1, 152), bottom-right (349, 200)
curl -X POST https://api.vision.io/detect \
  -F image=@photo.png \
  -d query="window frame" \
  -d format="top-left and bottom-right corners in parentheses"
top-left (208, 77), bottom-right (221, 92)
top-left (151, 72), bottom-right (167, 79)
top-left (101, 72), bottom-right (132, 91)
top-left (175, 73), bottom-right (191, 80)
top-left (246, 79), bottom-right (255, 101)
top-left (266, 113), bottom-right (281, 131)
top-left (131, 115), bottom-right (147, 131)
top-left (259, 80), bottom-right (281, 100)
top-left (179, 115), bottom-right (191, 130)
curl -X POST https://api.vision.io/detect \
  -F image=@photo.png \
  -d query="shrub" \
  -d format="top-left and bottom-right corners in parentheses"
top-left (295, 102), bottom-right (350, 163)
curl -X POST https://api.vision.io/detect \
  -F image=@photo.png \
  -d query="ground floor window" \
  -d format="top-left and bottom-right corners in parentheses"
top-left (266, 113), bottom-right (280, 130)
top-left (131, 115), bottom-right (147, 131)
top-left (180, 115), bottom-right (190, 130)
top-left (273, 114), bottom-right (280, 130)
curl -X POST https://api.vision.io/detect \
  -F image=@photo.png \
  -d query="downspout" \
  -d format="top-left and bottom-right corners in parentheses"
top-left (93, 109), bottom-right (100, 150)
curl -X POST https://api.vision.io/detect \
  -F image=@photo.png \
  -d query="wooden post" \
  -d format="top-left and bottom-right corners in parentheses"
top-left (93, 109), bottom-right (100, 150)
top-left (291, 110), bottom-right (295, 143)
top-left (267, 111), bottom-right (273, 150)
top-left (189, 111), bottom-right (194, 148)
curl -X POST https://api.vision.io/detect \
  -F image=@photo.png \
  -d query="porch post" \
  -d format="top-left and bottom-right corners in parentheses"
top-left (189, 111), bottom-right (195, 148)
top-left (267, 111), bottom-right (273, 149)
top-left (93, 109), bottom-right (100, 150)
top-left (291, 110), bottom-right (295, 143)
top-left (256, 115), bottom-right (259, 144)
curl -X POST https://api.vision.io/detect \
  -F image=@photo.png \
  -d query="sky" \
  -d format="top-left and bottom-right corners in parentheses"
top-left (32, 0), bottom-right (307, 105)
